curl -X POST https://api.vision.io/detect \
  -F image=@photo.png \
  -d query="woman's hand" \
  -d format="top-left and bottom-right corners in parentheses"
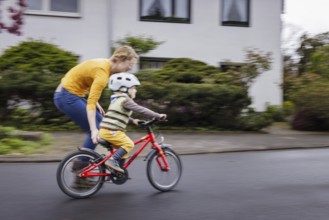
top-left (91, 129), bottom-right (99, 144)
top-left (87, 110), bottom-right (100, 144)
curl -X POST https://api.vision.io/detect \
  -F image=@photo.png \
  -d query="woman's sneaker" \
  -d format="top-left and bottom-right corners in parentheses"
top-left (105, 158), bottom-right (124, 173)
top-left (72, 160), bottom-right (89, 173)
top-left (71, 177), bottom-right (95, 189)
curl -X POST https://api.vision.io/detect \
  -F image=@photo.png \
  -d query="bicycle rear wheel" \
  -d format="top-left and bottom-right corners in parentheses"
top-left (56, 150), bottom-right (106, 199)
top-left (146, 148), bottom-right (182, 192)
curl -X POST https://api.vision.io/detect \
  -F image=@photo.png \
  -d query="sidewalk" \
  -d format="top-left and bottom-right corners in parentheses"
top-left (1, 125), bottom-right (329, 162)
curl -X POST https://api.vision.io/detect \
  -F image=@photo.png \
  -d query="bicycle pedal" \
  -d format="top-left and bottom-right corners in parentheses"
top-left (105, 178), bottom-right (114, 183)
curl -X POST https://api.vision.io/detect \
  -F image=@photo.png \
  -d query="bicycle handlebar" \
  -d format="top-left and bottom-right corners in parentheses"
top-left (138, 118), bottom-right (166, 127)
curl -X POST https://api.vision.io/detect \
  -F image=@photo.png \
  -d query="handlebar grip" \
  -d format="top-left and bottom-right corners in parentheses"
top-left (138, 118), bottom-right (159, 127)
top-left (138, 120), bottom-right (147, 126)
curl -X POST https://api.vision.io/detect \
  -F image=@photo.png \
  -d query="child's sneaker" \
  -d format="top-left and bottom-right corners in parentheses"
top-left (105, 158), bottom-right (124, 173)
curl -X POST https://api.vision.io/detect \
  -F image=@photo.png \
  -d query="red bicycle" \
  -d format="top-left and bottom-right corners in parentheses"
top-left (56, 118), bottom-right (182, 199)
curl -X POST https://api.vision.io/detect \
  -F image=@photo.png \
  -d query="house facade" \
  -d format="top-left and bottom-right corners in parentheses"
top-left (0, 0), bottom-right (283, 111)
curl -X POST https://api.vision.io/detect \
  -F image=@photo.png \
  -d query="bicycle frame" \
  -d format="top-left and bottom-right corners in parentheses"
top-left (79, 127), bottom-right (170, 179)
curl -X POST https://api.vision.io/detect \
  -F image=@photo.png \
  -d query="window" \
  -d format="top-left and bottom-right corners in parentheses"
top-left (140, 0), bottom-right (191, 23)
top-left (27, 0), bottom-right (42, 10)
top-left (140, 57), bottom-right (171, 70)
top-left (221, 0), bottom-right (250, 27)
top-left (26, 0), bottom-right (80, 17)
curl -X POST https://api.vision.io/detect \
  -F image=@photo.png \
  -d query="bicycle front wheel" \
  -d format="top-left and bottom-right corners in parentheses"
top-left (146, 148), bottom-right (182, 192)
top-left (56, 150), bottom-right (106, 199)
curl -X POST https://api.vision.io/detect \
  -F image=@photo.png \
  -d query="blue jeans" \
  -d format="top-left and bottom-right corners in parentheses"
top-left (54, 88), bottom-right (103, 150)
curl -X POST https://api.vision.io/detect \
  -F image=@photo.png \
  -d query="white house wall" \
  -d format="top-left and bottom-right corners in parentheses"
top-left (0, 0), bottom-right (111, 61)
top-left (111, 0), bottom-right (283, 111)
top-left (0, 0), bottom-right (282, 111)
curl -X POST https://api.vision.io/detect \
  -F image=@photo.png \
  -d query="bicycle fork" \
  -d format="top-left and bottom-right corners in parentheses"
top-left (145, 144), bottom-right (171, 172)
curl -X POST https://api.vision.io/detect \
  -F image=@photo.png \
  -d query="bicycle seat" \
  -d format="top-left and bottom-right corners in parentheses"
top-left (98, 138), bottom-right (113, 150)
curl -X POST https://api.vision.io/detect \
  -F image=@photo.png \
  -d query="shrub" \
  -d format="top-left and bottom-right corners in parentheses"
top-left (0, 126), bottom-right (52, 154)
top-left (236, 108), bottom-right (273, 131)
top-left (291, 110), bottom-right (329, 131)
top-left (0, 126), bottom-right (15, 139)
top-left (135, 82), bottom-right (251, 129)
top-left (0, 40), bottom-right (79, 128)
top-left (284, 72), bottom-right (321, 101)
top-left (134, 55), bottom-right (272, 130)
top-left (137, 58), bottom-right (220, 83)
top-left (290, 79), bottom-right (329, 130)
top-left (265, 105), bottom-right (286, 122)
top-left (283, 101), bottom-right (295, 118)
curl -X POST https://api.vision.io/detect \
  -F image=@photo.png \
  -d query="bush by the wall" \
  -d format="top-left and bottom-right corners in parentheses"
top-left (134, 56), bottom-right (273, 130)
top-left (137, 58), bottom-right (219, 84)
top-left (236, 108), bottom-right (273, 131)
top-left (0, 40), bottom-right (79, 128)
top-left (135, 82), bottom-right (251, 129)
top-left (264, 105), bottom-right (286, 122)
top-left (290, 79), bottom-right (329, 130)
top-left (0, 43), bottom-right (273, 131)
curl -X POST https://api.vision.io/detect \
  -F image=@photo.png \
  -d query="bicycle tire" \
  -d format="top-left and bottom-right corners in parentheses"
top-left (56, 150), bottom-right (106, 199)
top-left (146, 148), bottom-right (182, 192)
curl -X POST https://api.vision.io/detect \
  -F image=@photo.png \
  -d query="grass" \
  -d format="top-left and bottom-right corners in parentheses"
top-left (272, 121), bottom-right (291, 129)
top-left (0, 132), bottom-right (53, 155)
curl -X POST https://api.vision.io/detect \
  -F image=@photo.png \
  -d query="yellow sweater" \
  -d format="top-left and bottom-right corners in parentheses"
top-left (61, 58), bottom-right (111, 110)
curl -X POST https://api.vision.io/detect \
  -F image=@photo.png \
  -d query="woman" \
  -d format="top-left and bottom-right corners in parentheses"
top-left (54, 46), bottom-right (138, 150)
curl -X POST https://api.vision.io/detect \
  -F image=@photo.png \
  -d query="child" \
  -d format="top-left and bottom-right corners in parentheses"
top-left (98, 72), bottom-right (166, 173)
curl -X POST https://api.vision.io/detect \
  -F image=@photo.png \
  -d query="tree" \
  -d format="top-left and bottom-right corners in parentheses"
top-left (221, 48), bottom-right (272, 90)
top-left (297, 32), bottom-right (329, 75)
top-left (113, 35), bottom-right (163, 55)
top-left (281, 22), bottom-right (304, 58)
top-left (309, 45), bottom-right (329, 78)
top-left (0, 0), bottom-right (27, 35)
top-left (240, 48), bottom-right (272, 89)
top-left (283, 31), bottom-right (329, 100)
top-left (282, 31), bottom-right (329, 131)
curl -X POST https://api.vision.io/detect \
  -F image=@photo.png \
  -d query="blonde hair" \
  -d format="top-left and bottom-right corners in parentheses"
top-left (110, 46), bottom-right (139, 63)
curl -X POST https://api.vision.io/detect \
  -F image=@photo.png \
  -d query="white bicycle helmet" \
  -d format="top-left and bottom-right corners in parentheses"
top-left (109, 72), bottom-right (141, 92)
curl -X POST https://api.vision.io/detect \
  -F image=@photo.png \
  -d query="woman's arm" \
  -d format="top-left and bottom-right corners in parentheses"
top-left (96, 102), bottom-right (105, 116)
top-left (86, 69), bottom-right (108, 144)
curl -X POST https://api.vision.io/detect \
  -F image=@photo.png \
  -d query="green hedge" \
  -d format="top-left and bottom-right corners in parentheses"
top-left (134, 82), bottom-right (251, 129)
top-left (0, 40), bottom-right (78, 128)
top-left (0, 41), bottom-right (273, 131)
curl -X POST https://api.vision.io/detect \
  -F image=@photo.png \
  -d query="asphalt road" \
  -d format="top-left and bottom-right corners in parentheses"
top-left (2, 149), bottom-right (329, 220)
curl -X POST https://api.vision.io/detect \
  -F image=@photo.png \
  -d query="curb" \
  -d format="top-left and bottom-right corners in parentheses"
top-left (1, 144), bottom-right (329, 163)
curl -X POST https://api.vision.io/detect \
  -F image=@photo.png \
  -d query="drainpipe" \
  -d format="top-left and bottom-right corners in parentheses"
top-left (107, 0), bottom-right (113, 57)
